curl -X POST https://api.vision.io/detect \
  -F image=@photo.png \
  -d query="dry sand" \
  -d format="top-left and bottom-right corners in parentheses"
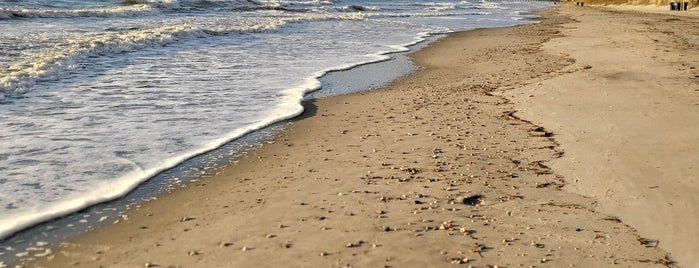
top-left (579, 0), bottom-right (699, 10)
top-left (602, 4), bottom-right (699, 16)
top-left (503, 4), bottom-right (699, 266)
top-left (20, 4), bottom-right (694, 268)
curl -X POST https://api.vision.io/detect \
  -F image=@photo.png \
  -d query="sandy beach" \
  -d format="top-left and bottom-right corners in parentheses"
top-left (504, 4), bottom-right (699, 265)
top-left (20, 3), bottom-right (698, 268)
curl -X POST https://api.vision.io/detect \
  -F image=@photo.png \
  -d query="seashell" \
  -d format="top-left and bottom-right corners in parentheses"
top-left (449, 257), bottom-right (463, 264)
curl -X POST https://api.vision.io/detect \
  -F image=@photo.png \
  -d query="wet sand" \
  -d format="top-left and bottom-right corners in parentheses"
top-left (20, 4), bottom-right (693, 268)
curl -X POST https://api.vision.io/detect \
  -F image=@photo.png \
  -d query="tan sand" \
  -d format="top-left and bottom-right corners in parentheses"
top-left (579, 0), bottom-right (699, 10)
top-left (601, 4), bottom-right (699, 16)
top-left (503, 4), bottom-right (699, 266)
top-left (20, 5), bottom-right (682, 268)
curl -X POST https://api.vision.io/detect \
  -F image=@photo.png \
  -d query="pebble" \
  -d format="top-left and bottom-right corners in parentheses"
top-left (144, 262), bottom-right (155, 267)
top-left (449, 257), bottom-right (469, 264)
top-left (220, 242), bottom-right (233, 247)
top-left (181, 216), bottom-right (194, 222)
top-left (530, 241), bottom-right (545, 248)
top-left (15, 252), bottom-right (29, 258)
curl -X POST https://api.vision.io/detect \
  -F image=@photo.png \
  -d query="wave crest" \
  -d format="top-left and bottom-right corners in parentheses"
top-left (122, 0), bottom-right (181, 8)
top-left (0, 5), bottom-right (157, 20)
top-left (0, 24), bottom-right (206, 96)
top-left (0, 15), bottom-right (330, 97)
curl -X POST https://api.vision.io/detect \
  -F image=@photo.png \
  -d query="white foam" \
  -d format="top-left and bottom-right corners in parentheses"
top-left (477, 1), bottom-right (505, 10)
top-left (0, 24), bottom-right (207, 96)
top-left (413, 2), bottom-right (459, 11)
top-left (123, 0), bottom-right (181, 8)
top-left (0, 16), bottom-right (311, 98)
top-left (0, 106), bottom-right (301, 240)
top-left (0, 11), bottom-right (384, 98)
top-left (0, 16), bottom-right (426, 241)
top-left (0, 50), bottom-right (391, 242)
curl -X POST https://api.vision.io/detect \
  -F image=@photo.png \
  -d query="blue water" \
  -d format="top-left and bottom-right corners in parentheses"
top-left (0, 0), bottom-right (552, 261)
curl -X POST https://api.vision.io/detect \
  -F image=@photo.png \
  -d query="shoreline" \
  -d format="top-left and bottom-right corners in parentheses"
top-left (0, 32), bottom-right (429, 262)
top-left (0, 32), bottom-right (424, 243)
top-left (1, 2), bottom-right (470, 245)
top-left (0, 25), bottom-right (438, 262)
top-left (18, 4), bottom-right (690, 267)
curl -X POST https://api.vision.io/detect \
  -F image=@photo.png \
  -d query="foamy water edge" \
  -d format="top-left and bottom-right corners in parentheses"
top-left (0, 31), bottom-right (436, 240)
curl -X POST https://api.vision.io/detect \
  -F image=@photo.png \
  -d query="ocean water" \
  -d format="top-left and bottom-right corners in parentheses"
top-left (0, 0), bottom-right (552, 253)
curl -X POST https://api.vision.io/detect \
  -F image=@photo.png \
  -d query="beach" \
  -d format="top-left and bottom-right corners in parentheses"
top-left (21, 3), bottom-right (699, 268)
top-left (504, 4), bottom-right (699, 265)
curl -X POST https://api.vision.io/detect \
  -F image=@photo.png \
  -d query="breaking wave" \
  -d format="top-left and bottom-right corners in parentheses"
top-left (0, 4), bottom-right (157, 19)
top-left (0, 13), bottom-right (369, 98)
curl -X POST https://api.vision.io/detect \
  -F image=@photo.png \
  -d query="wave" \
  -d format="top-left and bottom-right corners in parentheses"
top-left (0, 0), bottom-right (495, 100)
top-left (375, 10), bottom-right (492, 19)
top-left (0, 25), bottom-right (435, 242)
top-left (337, 4), bottom-right (379, 12)
top-left (475, 1), bottom-right (505, 9)
top-left (409, 2), bottom-right (458, 11)
top-left (0, 0), bottom-right (493, 21)
top-left (122, 0), bottom-right (181, 8)
top-left (0, 4), bottom-right (157, 19)
top-left (0, 24), bottom-right (207, 98)
top-left (0, 0), bottom-right (300, 19)
top-left (123, 0), bottom-right (261, 9)
top-left (0, 13), bottom-right (368, 99)
top-left (140, 0), bottom-right (339, 12)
